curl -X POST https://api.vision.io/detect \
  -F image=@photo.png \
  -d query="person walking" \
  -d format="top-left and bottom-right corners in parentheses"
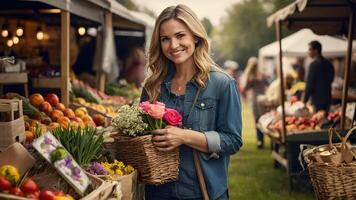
top-left (241, 57), bottom-right (268, 149)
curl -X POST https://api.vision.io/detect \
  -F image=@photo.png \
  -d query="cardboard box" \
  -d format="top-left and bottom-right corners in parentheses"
top-left (0, 143), bottom-right (35, 179)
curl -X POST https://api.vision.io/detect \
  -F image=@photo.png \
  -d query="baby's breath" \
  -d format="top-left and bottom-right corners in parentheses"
top-left (111, 105), bottom-right (148, 136)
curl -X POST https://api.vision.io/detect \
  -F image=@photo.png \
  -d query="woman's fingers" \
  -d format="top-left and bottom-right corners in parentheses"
top-left (152, 141), bottom-right (167, 147)
top-left (155, 146), bottom-right (175, 152)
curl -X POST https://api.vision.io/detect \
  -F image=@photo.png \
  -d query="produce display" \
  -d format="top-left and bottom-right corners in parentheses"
top-left (1, 93), bottom-right (109, 144)
top-left (258, 100), bottom-right (344, 136)
top-left (0, 164), bottom-right (74, 199)
top-left (72, 97), bottom-right (117, 118)
top-left (71, 79), bottom-right (126, 106)
top-left (105, 82), bottom-right (141, 104)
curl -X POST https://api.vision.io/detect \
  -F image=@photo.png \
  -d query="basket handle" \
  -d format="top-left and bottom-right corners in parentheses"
top-left (328, 128), bottom-right (342, 150)
top-left (341, 126), bottom-right (356, 148)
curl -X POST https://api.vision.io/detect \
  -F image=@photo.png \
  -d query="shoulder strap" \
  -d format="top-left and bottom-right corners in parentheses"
top-left (187, 88), bottom-right (201, 121)
top-left (186, 88), bottom-right (209, 200)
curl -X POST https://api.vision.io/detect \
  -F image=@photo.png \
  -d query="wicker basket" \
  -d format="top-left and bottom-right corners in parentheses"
top-left (112, 133), bottom-right (179, 185)
top-left (304, 127), bottom-right (356, 199)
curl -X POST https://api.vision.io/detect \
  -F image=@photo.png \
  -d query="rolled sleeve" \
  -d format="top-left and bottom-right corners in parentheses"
top-left (202, 131), bottom-right (221, 160)
top-left (216, 79), bottom-right (243, 156)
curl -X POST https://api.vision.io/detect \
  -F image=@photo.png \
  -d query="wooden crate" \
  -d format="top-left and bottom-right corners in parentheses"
top-left (0, 99), bottom-right (25, 150)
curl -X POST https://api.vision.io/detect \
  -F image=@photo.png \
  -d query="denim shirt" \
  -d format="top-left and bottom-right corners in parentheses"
top-left (141, 66), bottom-right (243, 200)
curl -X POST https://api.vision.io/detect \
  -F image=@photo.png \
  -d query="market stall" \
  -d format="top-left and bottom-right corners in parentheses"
top-left (0, 0), bottom-right (146, 106)
top-left (0, 1), bottom-right (150, 199)
top-left (263, 0), bottom-right (356, 190)
top-left (258, 28), bottom-right (354, 78)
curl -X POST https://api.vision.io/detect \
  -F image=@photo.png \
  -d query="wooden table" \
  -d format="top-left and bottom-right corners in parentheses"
top-left (0, 72), bottom-right (28, 97)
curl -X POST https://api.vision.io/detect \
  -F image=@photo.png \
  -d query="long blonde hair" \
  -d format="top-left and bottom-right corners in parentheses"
top-left (144, 4), bottom-right (217, 101)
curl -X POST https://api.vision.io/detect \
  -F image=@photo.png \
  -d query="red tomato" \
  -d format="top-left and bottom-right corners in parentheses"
top-left (0, 176), bottom-right (12, 191)
top-left (54, 191), bottom-right (65, 196)
top-left (39, 190), bottom-right (55, 200)
top-left (27, 193), bottom-right (40, 199)
top-left (21, 178), bottom-right (39, 194)
top-left (10, 187), bottom-right (24, 196)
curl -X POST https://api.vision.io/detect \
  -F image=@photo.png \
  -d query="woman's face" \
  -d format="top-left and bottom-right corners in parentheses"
top-left (159, 19), bottom-right (196, 66)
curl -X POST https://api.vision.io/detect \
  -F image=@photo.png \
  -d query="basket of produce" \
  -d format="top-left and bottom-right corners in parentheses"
top-left (303, 127), bottom-right (356, 199)
top-left (110, 102), bottom-right (180, 185)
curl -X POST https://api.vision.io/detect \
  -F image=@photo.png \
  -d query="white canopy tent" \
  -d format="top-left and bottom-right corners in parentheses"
top-left (259, 29), bottom-right (350, 58)
top-left (258, 28), bottom-right (353, 78)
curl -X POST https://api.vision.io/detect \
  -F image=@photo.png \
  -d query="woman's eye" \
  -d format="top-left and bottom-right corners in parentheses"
top-left (177, 34), bottom-right (185, 39)
top-left (161, 38), bottom-right (169, 42)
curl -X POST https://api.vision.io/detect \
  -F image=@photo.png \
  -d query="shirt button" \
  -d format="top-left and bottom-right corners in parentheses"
top-left (201, 103), bottom-right (205, 107)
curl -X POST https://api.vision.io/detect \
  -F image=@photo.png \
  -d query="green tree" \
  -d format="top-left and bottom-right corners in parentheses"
top-left (201, 17), bottom-right (213, 37)
top-left (214, 0), bottom-right (292, 68)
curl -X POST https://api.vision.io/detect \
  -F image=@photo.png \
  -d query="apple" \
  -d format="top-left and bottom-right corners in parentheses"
top-left (45, 93), bottom-right (59, 107)
top-left (57, 116), bottom-right (71, 128)
top-left (55, 103), bottom-right (66, 111)
top-left (41, 116), bottom-right (52, 125)
top-left (39, 189), bottom-right (55, 200)
top-left (20, 178), bottom-right (39, 195)
top-left (50, 110), bottom-right (64, 122)
top-left (63, 108), bottom-right (75, 119)
top-left (30, 93), bottom-right (44, 107)
top-left (92, 114), bottom-right (105, 126)
top-left (39, 102), bottom-right (53, 115)
top-left (10, 187), bottom-right (24, 196)
top-left (0, 176), bottom-right (12, 191)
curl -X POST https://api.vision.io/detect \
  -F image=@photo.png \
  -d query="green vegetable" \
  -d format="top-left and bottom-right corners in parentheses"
top-left (51, 126), bottom-right (104, 165)
top-left (72, 86), bottom-right (101, 104)
top-left (50, 147), bottom-right (67, 163)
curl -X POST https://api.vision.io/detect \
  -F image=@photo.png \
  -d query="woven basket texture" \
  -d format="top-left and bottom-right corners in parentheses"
top-left (112, 134), bottom-right (179, 185)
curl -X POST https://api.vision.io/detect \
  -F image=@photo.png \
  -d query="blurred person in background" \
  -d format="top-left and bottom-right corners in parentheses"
top-left (223, 59), bottom-right (241, 91)
top-left (241, 57), bottom-right (268, 149)
top-left (303, 40), bottom-right (334, 112)
top-left (287, 61), bottom-right (306, 100)
top-left (122, 47), bottom-right (147, 87)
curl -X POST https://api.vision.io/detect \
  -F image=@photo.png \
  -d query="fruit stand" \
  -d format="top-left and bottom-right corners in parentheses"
top-left (0, 0), bottom-right (146, 106)
top-left (262, 0), bottom-right (356, 191)
top-left (0, 1), bottom-right (151, 199)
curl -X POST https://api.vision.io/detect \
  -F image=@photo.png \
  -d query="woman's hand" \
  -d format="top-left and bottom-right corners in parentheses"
top-left (151, 125), bottom-right (186, 152)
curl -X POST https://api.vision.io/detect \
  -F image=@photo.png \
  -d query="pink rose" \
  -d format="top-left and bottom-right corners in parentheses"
top-left (163, 108), bottom-right (182, 126)
top-left (139, 101), bottom-right (151, 113)
top-left (140, 101), bottom-right (166, 120)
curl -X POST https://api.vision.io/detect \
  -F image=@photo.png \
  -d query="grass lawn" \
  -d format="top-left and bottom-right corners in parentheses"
top-left (228, 100), bottom-right (315, 200)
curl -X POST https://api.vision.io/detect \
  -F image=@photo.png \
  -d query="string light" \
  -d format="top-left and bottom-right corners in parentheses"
top-left (12, 36), bottom-right (19, 44)
top-left (16, 27), bottom-right (23, 37)
top-left (78, 26), bottom-right (86, 36)
top-left (1, 24), bottom-right (8, 37)
top-left (7, 39), bottom-right (13, 47)
top-left (36, 26), bottom-right (44, 40)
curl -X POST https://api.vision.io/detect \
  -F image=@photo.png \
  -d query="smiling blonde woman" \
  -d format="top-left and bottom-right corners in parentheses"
top-left (141, 4), bottom-right (243, 200)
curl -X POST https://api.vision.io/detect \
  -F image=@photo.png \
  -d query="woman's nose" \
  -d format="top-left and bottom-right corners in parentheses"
top-left (170, 38), bottom-right (179, 49)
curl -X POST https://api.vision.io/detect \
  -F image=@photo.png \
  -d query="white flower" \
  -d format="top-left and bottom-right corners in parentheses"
top-left (111, 105), bottom-right (148, 136)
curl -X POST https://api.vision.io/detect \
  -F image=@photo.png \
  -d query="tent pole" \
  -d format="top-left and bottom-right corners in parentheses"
top-left (61, 10), bottom-right (70, 106)
top-left (98, 11), bottom-right (112, 92)
top-left (276, 21), bottom-right (287, 143)
top-left (341, 9), bottom-right (355, 130)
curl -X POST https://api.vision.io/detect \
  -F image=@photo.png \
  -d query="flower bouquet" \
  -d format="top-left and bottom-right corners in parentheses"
top-left (110, 101), bottom-right (181, 185)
